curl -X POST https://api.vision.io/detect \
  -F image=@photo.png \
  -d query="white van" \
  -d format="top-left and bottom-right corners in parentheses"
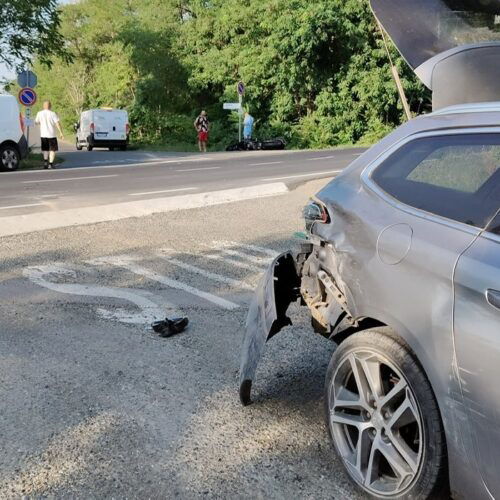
top-left (0, 94), bottom-right (28, 171)
top-left (75, 108), bottom-right (130, 151)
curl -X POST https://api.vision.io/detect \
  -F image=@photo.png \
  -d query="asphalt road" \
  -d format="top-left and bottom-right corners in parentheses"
top-left (0, 147), bottom-right (366, 217)
top-left (0, 178), bottom-right (366, 499)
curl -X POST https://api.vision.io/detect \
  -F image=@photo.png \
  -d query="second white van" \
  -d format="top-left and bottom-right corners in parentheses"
top-left (75, 108), bottom-right (130, 151)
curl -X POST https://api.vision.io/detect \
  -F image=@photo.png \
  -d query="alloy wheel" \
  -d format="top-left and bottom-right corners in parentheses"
top-left (328, 350), bottom-right (423, 497)
top-left (2, 148), bottom-right (19, 170)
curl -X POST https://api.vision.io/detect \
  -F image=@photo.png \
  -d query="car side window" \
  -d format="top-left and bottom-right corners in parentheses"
top-left (372, 134), bottom-right (500, 229)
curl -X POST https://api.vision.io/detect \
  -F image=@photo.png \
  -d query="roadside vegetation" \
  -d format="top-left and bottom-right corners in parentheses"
top-left (21, 0), bottom-right (430, 150)
top-left (20, 152), bottom-right (64, 170)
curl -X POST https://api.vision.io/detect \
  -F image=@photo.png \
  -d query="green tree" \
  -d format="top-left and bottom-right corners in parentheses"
top-left (0, 0), bottom-right (68, 70)
top-left (32, 0), bottom-right (430, 149)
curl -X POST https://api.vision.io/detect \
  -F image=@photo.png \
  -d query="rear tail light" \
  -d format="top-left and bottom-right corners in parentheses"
top-left (19, 113), bottom-right (25, 133)
top-left (303, 200), bottom-right (330, 231)
top-left (90, 122), bottom-right (95, 133)
top-left (126, 123), bottom-right (130, 135)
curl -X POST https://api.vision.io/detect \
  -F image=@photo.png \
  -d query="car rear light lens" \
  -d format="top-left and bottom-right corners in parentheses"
top-left (90, 122), bottom-right (95, 133)
top-left (126, 123), bottom-right (130, 135)
top-left (303, 200), bottom-right (330, 231)
top-left (19, 113), bottom-right (25, 133)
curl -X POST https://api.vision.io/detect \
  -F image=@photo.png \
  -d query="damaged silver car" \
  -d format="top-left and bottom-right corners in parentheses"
top-left (240, 1), bottom-right (500, 499)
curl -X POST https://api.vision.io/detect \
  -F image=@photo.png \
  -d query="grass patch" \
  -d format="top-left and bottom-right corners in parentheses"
top-left (20, 153), bottom-right (65, 171)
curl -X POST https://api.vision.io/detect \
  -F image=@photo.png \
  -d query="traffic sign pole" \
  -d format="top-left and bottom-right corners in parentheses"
top-left (237, 81), bottom-right (245, 142)
top-left (17, 70), bottom-right (38, 151)
top-left (239, 94), bottom-right (243, 142)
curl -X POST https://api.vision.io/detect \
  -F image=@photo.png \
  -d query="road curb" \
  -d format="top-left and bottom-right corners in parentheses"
top-left (0, 183), bottom-right (289, 238)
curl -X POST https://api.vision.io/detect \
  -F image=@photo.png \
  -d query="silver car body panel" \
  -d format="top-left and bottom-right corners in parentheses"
top-left (240, 107), bottom-right (500, 499)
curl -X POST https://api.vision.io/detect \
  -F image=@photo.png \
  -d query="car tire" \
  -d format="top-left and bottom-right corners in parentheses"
top-left (0, 144), bottom-right (20, 171)
top-left (76, 139), bottom-right (83, 151)
top-left (324, 328), bottom-right (448, 499)
top-left (87, 144), bottom-right (93, 152)
top-left (120, 145), bottom-right (127, 151)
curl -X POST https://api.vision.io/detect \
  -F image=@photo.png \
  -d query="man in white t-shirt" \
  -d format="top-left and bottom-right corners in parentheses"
top-left (35, 100), bottom-right (64, 169)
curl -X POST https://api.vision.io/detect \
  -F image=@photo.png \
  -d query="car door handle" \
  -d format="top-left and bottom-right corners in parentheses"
top-left (486, 290), bottom-right (500, 311)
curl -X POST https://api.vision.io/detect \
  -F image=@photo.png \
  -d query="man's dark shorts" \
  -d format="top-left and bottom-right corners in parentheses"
top-left (41, 137), bottom-right (59, 152)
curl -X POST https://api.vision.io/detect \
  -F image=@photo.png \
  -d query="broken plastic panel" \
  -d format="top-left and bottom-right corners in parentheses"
top-left (239, 253), bottom-right (301, 406)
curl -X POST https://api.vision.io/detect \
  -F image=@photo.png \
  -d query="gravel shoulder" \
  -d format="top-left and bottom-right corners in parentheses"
top-left (0, 178), bottom-right (365, 499)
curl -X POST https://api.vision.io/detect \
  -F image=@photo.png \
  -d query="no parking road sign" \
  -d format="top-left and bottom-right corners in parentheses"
top-left (18, 87), bottom-right (37, 107)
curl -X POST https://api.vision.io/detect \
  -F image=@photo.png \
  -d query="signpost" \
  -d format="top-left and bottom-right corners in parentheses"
top-left (223, 102), bottom-right (242, 110)
top-left (237, 82), bottom-right (245, 142)
top-left (17, 70), bottom-right (38, 89)
top-left (18, 87), bottom-right (37, 107)
top-left (17, 70), bottom-right (38, 150)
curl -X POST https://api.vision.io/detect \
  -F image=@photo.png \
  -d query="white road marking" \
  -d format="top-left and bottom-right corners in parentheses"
top-left (203, 253), bottom-right (263, 273)
top-left (0, 183), bottom-right (288, 238)
top-left (214, 240), bottom-right (279, 258)
top-left (22, 174), bottom-right (118, 184)
top-left (0, 157), bottom-right (212, 176)
top-left (158, 250), bottom-right (253, 290)
top-left (90, 255), bottom-right (240, 310)
top-left (24, 264), bottom-right (168, 325)
top-left (249, 161), bottom-right (284, 166)
top-left (128, 187), bottom-right (197, 197)
top-left (353, 153), bottom-right (363, 156)
top-left (307, 155), bottom-right (336, 161)
top-left (0, 202), bottom-right (44, 210)
top-left (177, 167), bottom-right (220, 172)
top-left (220, 248), bottom-right (270, 266)
top-left (261, 170), bottom-right (341, 181)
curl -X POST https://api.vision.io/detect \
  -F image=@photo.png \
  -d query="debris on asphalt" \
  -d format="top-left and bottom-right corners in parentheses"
top-left (151, 317), bottom-right (189, 338)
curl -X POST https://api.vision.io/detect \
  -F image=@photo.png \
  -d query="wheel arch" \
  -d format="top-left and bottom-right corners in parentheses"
top-left (0, 140), bottom-right (21, 154)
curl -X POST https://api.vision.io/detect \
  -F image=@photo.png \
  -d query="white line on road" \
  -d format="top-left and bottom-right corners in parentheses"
top-left (0, 202), bottom-right (44, 210)
top-left (158, 250), bottom-right (253, 290)
top-left (0, 183), bottom-right (288, 238)
top-left (203, 253), bottom-right (264, 273)
top-left (220, 248), bottom-right (271, 266)
top-left (177, 166), bottom-right (220, 172)
top-left (307, 155), bottom-right (336, 161)
top-left (128, 187), bottom-right (198, 197)
top-left (261, 170), bottom-right (341, 181)
top-left (249, 161), bottom-right (284, 166)
top-left (22, 174), bottom-right (118, 184)
top-left (214, 241), bottom-right (279, 258)
top-left (90, 256), bottom-right (240, 310)
top-left (24, 264), bottom-right (168, 325)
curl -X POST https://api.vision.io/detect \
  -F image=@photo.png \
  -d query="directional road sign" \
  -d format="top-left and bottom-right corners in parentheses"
top-left (18, 87), bottom-right (37, 107)
top-left (17, 70), bottom-right (38, 89)
top-left (223, 102), bottom-right (242, 110)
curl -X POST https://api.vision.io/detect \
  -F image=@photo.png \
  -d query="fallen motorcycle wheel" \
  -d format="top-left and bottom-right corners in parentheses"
top-left (324, 329), bottom-right (448, 499)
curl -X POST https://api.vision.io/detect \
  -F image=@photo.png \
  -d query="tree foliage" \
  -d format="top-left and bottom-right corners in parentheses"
top-left (0, 0), bottom-right (68, 70)
top-left (31, 0), bottom-right (430, 149)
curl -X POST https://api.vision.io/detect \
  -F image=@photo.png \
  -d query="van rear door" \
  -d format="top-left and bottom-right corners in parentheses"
top-left (94, 110), bottom-right (127, 142)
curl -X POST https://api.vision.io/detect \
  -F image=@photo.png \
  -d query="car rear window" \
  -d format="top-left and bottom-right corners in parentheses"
top-left (372, 134), bottom-right (500, 229)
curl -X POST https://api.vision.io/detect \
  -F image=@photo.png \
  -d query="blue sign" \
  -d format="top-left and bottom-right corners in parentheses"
top-left (17, 70), bottom-right (38, 89)
top-left (237, 81), bottom-right (245, 96)
top-left (18, 87), bottom-right (37, 107)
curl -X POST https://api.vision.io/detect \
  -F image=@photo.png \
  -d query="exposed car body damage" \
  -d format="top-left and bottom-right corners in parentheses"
top-left (240, 107), bottom-right (500, 498)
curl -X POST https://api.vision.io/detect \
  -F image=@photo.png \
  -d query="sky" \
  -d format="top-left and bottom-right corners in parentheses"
top-left (0, 0), bottom-right (74, 85)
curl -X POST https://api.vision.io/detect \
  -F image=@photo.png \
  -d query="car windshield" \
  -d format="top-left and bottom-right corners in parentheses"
top-left (371, 0), bottom-right (500, 68)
